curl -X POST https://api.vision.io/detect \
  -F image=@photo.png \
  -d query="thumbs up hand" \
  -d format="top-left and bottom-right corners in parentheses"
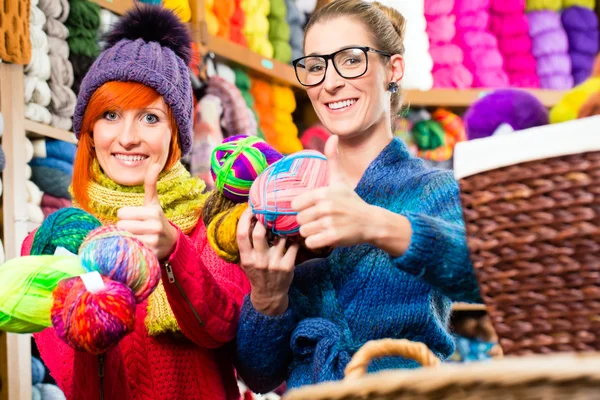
top-left (117, 163), bottom-right (179, 260)
top-left (291, 135), bottom-right (374, 250)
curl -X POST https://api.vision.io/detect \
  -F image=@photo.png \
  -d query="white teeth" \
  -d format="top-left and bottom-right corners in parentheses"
top-left (328, 99), bottom-right (357, 110)
top-left (114, 154), bottom-right (147, 162)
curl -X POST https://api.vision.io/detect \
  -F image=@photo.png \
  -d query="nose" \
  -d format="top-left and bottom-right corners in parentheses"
top-left (322, 59), bottom-right (345, 93)
top-left (117, 114), bottom-right (141, 148)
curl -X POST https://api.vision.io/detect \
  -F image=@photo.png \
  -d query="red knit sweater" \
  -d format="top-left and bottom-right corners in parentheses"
top-left (23, 221), bottom-right (251, 400)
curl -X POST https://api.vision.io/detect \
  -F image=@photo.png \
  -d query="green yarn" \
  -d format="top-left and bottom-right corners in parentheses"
top-left (268, 18), bottom-right (291, 42)
top-left (234, 68), bottom-right (252, 91)
top-left (269, 0), bottom-right (287, 19)
top-left (31, 208), bottom-right (102, 256)
top-left (66, 0), bottom-right (101, 57)
top-left (0, 255), bottom-right (85, 333)
top-left (525, 0), bottom-right (562, 11)
top-left (411, 120), bottom-right (446, 150)
top-left (272, 41), bottom-right (293, 63)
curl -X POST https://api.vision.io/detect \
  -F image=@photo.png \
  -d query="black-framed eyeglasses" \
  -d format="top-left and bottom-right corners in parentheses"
top-left (292, 46), bottom-right (392, 87)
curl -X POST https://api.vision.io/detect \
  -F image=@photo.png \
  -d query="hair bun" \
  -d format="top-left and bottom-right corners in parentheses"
top-left (102, 5), bottom-right (191, 64)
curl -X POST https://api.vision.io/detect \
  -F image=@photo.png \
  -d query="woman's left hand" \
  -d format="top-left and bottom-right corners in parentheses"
top-left (117, 163), bottom-right (179, 261)
top-left (292, 136), bottom-right (376, 249)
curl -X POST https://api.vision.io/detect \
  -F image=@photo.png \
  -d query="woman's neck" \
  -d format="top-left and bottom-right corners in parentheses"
top-left (337, 120), bottom-right (394, 188)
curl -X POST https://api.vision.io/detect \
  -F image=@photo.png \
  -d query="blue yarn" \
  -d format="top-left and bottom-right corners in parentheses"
top-left (138, 0), bottom-right (162, 4)
top-left (37, 383), bottom-right (66, 400)
top-left (32, 385), bottom-right (42, 400)
top-left (236, 138), bottom-right (481, 392)
top-left (0, 145), bottom-right (5, 172)
top-left (31, 356), bottom-right (45, 385)
top-left (29, 157), bottom-right (74, 176)
top-left (45, 140), bottom-right (77, 164)
top-left (31, 165), bottom-right (72, 199)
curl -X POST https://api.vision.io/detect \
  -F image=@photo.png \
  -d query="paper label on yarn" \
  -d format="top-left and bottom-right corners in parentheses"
top-left (54, 246), bottom-right (78, 258)
top-left (491, 123), bottom-right (515, 137)
top-left (80, 271), bottom-right (105, 293)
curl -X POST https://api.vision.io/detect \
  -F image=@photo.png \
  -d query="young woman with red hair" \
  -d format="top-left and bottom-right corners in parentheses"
top-left (20, 6), bottom-right (250, 400)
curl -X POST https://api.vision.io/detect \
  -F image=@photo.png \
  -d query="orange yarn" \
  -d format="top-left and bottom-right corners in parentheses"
top-left (0, 0), bottom-right (31, 64)
top-left (214, 0), bottom-right (235, 39)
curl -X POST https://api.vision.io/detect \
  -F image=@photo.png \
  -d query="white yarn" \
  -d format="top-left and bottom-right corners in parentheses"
top-left (27, 180), bottom-right (43, 206)
top-left (24, 137), bottom-right (34, 163)
top-left (0, 238), bottom-right (5, 265)
top-left (51, 115), bottom-right (73, 131)
top-left (24, 76), bottom-right (36, 103)
top-left (295, 0), bottom-right (317, 14)
top-left (25, 103), bottom-right (53, 125)
top-left (28, 203), bottom-right (45, 224)
top-left (31, 139), bottom-right (47, 158)
top-left (0, 112), bottom-right (4, 137)
top-left (25, 50), bottom-right (52, 80)
top-left (99, 9), bottom-right (120, 35)
top-left (45, 18), bottom-right (69, 40)
top-left (48, 37), bottom-right (70, 59)
top-left (28, 77), bottom-right (52, 107)
top-left (30, 27), bottom-right (49, 54)
top-left (25, 164), bottom-right (32, 180)
top-left (30, 5), bottom-right (47, 27)
top-left (209, 62), bottom-right (236, 85)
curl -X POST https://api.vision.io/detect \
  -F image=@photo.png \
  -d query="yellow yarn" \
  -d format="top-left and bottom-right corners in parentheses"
top-left (207, 203), bottom-right (248, 263)
top-left (549, 77), bottom-right (600, 123)
top-left (146, 281), bottom-right (181, 335)
top-left (164, 0), bottom-right (192, 22)
top-left (205, 0), bottom-right (219, 36)
top-left (272, 84), bottom-right (302, 154)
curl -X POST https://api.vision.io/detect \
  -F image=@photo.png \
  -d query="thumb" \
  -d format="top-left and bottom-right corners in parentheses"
top-left (144, 163), bottom-right (162, 207)
top-left (324, 134), bottom-right (343, 184)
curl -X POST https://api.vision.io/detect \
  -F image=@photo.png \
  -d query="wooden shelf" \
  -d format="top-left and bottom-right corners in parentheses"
top-left (452, 303), bottom-right (487, 312)
top-left (24, 120), bottom-right (77, 144)
top-left (405, 88), bottom-right (565, 108)
top-left (89, 0), bottom-right (134, 15)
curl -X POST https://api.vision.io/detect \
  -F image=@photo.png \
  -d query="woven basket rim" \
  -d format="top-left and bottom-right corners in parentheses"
top-left (283, 352), bottom-right (600, 400)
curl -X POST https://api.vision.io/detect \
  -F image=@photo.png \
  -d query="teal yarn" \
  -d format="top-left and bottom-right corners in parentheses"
top-left (31, 385), bottom-right (42, 400)
top-left (31, 356), bottom-right (45, 385)
top-left (31, 208), bottom-right (102, 256)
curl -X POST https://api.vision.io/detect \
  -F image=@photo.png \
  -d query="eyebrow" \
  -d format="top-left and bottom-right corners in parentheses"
top-left (142, 107), bottom-right (168, 115)
top-left (306, 45), bottom-right (363, 57)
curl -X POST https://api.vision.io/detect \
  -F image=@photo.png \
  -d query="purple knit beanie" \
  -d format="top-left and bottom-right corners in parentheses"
top-left (73, 6), bottom-right (193, 155)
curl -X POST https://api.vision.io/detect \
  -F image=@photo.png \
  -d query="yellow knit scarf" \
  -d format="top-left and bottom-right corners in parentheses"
top-left (77, 161), bottom-right (207, 336)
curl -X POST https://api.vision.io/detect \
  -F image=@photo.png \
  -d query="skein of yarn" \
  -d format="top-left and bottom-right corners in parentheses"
top-left (249, 150), bottom-right (328, 236)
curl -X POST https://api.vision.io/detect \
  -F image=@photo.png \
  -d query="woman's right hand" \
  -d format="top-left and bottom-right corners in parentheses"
top-left (237, 207), bottom-right (300, 316)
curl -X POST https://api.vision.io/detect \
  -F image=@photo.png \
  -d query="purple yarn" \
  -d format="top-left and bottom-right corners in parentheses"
top-left (527, 10), bottom-right (562, 37)
top-left (570, 52), bottom-right (595, 72)
top-left (464, 89), bottom-right (549, 140)
top-left (539, 74), bottom-right (574, 89)
top-left (531, 30), bottom-right (569, 57)
top-left (573, 69), bottom-right (592, 85)
top-left (536, 54), bottom-right (573, 76)
top-left (561, 6), bottom-right (598, 31)
top-left (567, 30), bottom-right (599, 55)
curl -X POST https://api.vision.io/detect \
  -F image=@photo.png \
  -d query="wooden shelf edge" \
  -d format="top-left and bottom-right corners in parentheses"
top-left (452, 302), bottom-right (487, 312)
top-left (89, 0), bottom-right (134, 15)
top-left (405, 88), bottom-right (565, 108)
top-left (24, 120), bottom-right (78, 144)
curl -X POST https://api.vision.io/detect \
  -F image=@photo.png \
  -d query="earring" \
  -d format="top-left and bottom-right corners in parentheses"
top-left (388, 82), bottom-right (399, 93)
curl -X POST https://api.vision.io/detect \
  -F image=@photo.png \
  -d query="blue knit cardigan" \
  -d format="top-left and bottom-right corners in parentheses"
top-left (236, 138), bottom-right (481, 393)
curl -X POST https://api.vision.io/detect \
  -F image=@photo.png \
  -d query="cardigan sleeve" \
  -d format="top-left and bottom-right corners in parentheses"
top-left (391, 170), bottom-right (482, 303)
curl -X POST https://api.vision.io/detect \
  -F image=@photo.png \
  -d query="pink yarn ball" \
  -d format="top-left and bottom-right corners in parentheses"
top-left (249, 150), bottom-right (328, 236)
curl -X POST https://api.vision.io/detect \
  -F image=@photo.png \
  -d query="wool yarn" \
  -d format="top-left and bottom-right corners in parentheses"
top-left (78, 226), bottom-right (161, 303)
top-left (35, 383), bottom-right (66, 400)
top-left (206, 203), bottom-right (249, 262)
top-left (31, 208), bottom-right (101, 256)
top-left (0, 146), bottom-right (5, 172)
top-left (31, 356), bottom-right (45, 385)
top-left (412, 120), bottom-right (446, 150)
top-left (211, 135), bottom-right (284, 203)
top-left (51, 274), bottom-right (136, 355)
top-left (32, 386), bottom-right (42, 400)
top-left (249, 151), bottom-right (328, 236)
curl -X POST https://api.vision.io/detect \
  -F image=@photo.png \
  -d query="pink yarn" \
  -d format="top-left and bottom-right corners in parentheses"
top-left (424, 0), bottom-right (455, 17)
top-left (454, 0), bottom-right (490, 15)
top-left (432, 64), bottom-right (474, 88)
top-left (249, 150), bottom-right (329, 236)
top-left (455, 31), bottom-right (498, 49)
top-left (426, 15), bottom-right (456, 43)
top-left (472, 69), bottom-right (510, 87)
top-left (497, 34), bottom-right (533, 55)
top-left (504, 54), bottom-right (537, 73)
top-left (490, 0), bottom-right (525, 15)
top-left (507, 72), bottom-right (540, 88)
top-left (430, 43), bottom-right (464, 66)
top-left (455, 11), bottom-right (490, 31)
top-left (468, 48), bottom-right (504, 69)
top-left (489, 14), bottom-right (529, 36)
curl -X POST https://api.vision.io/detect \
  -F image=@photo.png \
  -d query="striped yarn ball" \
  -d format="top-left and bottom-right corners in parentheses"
top-left (78, 225), bottom-right (161, 303)
top-left (51, 274), bottom-right (136, 355)
top-left (211, 135), bottom-right (283, 203)
top-left (31, 208), bottom-right (101, 256)
top-left (249, 150), bottom-right (328, 236)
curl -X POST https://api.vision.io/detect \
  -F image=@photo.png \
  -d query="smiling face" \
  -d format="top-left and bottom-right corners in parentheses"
top-left (93, 97), bottom-right (172, 186)
top-left (303, 17), bottom-right (393, 139)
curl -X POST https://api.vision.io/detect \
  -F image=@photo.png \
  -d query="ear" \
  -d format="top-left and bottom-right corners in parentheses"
top-left (389, 54), bottom-right (404, 85)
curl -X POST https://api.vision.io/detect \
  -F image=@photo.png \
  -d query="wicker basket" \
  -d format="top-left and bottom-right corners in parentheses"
top-left (454, 116), bottom-right (600, 356)
top-left (284, 339), bottom-right (600, 400)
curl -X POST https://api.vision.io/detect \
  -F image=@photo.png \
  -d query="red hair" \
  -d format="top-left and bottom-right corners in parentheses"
top-left (72, 81), bottom-right (181, 212)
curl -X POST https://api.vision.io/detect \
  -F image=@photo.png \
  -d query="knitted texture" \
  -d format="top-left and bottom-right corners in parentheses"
top-left (72, 6), bottom-right (194, 155)
top-left (236, 139), bottom-right (480, 393)
top-left (0, 0), bottom-right (32, 64)
top-left (31, 165), bottom-right (72, 199)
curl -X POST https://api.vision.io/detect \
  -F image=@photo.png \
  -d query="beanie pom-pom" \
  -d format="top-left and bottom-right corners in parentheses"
top-left (103, 5), bottom-right (191, 64)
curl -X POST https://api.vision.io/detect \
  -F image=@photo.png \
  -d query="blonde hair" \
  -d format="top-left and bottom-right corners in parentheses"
top-left (304, 0), bottom-right (407, 114)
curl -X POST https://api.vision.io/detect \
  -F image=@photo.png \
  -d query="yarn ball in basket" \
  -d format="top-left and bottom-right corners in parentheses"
top-left (51, 274), bottom-right (136, 355)
top-left (211, 134), bottom-right (283, 203)
top-left (464, 89), bottom-right (549, 140)
top-left (31, 208), bottom-right (102, 256)
top-left (78, 225), bottom-right (161, 303)
top-left (249, 150), bottom-right (328, 236)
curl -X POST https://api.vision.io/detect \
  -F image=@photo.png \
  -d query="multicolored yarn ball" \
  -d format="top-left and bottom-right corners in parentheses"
top-left (31, 208), bottom-right (101, 256)
top-left (211, 135), bottom-right (283, 203)
top-left (51, 274), bottom-right (136, 355)
top-left (78, 225), bottom-right (160, 303)
top-left (249, 150), bottom-right (328, 236)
